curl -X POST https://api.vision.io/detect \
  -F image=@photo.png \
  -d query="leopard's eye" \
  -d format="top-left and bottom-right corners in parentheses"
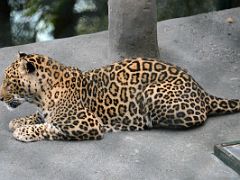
top-left (3, 81), bottom-right (12, 92)
top-left (2, 81), bottom-right (7, 88)
top-left (7, 85), bottom-right (11, 92)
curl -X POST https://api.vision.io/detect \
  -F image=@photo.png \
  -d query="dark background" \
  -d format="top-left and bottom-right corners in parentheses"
top-left (0, 0), bottom-right (239, 48)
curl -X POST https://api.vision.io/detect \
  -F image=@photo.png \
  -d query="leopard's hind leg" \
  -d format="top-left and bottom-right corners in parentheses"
top-left (143, 80), bottom-right (208, 129)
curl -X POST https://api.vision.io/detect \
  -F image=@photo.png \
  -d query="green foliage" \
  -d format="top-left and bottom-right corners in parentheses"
top-left (75, 0), bottom-right (108, 34)
top-left (76, 16), bottom-right (108, 34)
top-left (0, 0), bottom-right (12, 47)
top-left (22, 0), bottom-right (108, 38)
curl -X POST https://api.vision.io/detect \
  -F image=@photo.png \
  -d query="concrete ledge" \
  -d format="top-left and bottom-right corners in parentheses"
top-left (0, 8), bottom-right (240, 180)
top-left (214, 141), bottom-right (240, 175)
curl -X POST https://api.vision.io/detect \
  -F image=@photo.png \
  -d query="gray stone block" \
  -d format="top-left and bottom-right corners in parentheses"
top-left (0, 7), bottom-right (240, 180)
top-left (108, 0), bottom-right (159, 60)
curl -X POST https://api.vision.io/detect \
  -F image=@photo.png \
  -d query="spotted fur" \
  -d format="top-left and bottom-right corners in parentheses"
top-left (0, 52), bottom-right (239, 142)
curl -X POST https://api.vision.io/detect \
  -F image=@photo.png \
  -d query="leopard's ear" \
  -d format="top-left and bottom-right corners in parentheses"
top-left (19, 59), bottom-right (36, 75)
top-left (26, 61), bottom-right (35, 73)
top-left (17, 51), bottom-right (27, 58)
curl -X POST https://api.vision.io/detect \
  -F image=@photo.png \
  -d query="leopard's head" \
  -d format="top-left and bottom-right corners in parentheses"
top-left (0, 52), bottom-right (59, 109)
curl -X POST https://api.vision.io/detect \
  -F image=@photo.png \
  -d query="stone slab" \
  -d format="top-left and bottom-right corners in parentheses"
top-left (0, 7), bottom-right (240, 180)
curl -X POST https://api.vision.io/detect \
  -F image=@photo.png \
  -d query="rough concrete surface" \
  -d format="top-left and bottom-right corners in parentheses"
top-left (0, 8), bottom-right (240, 180)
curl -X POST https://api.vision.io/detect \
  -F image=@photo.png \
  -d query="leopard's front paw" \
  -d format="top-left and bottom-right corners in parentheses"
top-left (9, 119), bottom-right (22, 132)
top-left (9, 115), bottom-right (40, 132)
top-left (13, 126), bottom-right (44, 142)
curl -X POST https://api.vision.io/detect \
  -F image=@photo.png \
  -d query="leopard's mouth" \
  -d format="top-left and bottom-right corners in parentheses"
top-left (1, 97), bottom-right (23, 110)
top-left (7, 99), bottom-right (22, 108)
top-left (0, 83), bottom-right (23, 109)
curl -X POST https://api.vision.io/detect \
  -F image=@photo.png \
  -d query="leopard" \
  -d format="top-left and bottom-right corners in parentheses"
top-left (0, 52), bottom-right (239, 142)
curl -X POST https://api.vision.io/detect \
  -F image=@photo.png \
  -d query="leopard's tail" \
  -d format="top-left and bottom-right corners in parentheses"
top-left (206, 94), bottom-right (240, 116)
